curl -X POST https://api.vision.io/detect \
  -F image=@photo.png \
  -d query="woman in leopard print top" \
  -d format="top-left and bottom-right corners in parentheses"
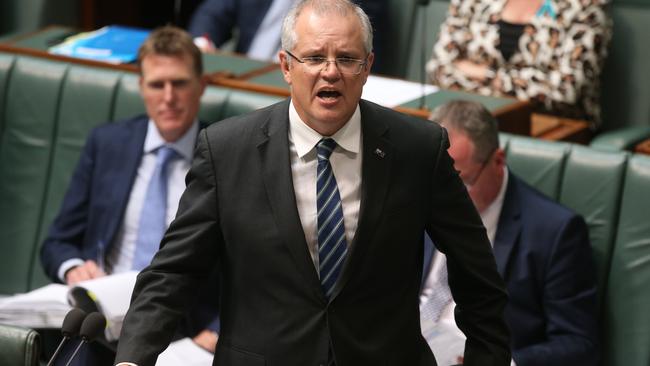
top-left (426, 0), bottom-right (612, 128)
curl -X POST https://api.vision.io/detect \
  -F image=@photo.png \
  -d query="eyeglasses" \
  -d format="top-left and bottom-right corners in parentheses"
top-left (284, 50), bottom-right (368, 75)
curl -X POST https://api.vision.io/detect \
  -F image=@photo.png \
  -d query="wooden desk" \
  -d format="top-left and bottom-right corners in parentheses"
top-left (1, 26), bottom-right (541, 138)
top-left (635, 138), bottom-right (650, 155)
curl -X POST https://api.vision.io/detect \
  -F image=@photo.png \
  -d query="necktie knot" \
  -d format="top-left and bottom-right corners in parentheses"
top-left (156, 146), bottom-right (178, 167)
top-left (317, 138), bottom-right (337, 162)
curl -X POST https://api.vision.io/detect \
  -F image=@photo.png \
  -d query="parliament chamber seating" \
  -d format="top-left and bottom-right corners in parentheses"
top-left (0, 51), bottom-right (282, 294)
top-left (0, 324), bottom-right (41, 366)
top-left (3, 2), bottom-right (650, 360)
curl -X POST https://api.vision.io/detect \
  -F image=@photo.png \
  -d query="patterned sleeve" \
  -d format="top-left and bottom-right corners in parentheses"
top-left (493, 0), bottom-right (612, 121)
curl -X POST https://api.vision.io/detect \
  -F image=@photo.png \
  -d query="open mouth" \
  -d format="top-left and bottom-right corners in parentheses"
top-left (317, 90), bottom-right (342, 100)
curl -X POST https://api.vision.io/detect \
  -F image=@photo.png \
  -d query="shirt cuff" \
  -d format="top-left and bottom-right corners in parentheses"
top-left (115, 363), bottom-right (138, 366)
top-left (57, 258), bottom-right (85, 283)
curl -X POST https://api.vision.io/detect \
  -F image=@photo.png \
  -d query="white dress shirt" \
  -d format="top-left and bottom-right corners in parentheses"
top-left (57, 120), bottom-right (198, 281)
top-left (420, 167), bottom-right (513, 365)
top-left (288, 100), bottom-right (363, 270)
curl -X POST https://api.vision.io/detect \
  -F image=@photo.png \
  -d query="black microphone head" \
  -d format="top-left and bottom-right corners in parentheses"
top-left (79, 312), bottom-right (107, 342)
top-left (61, 308), bottom-right (87, 338)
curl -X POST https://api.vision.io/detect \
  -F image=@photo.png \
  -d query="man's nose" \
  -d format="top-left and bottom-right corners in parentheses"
top-left (163, 82), bottom-right (175, 102)
top-left (321, 60), bottom-right (341, 80)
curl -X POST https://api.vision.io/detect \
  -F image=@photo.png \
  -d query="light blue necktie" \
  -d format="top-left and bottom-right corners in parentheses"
top-left (132, 146), bottom-right (178, 270)
top-left (316, 138), bottom-right (348, 298)
top-left (421, 257), bottom-right (452, 326)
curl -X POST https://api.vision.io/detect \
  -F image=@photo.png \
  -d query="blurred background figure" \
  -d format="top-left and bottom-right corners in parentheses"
top-left (187, 0), bottom-right (391, 73)
top-left (426, 0), bottom-right (611, 128)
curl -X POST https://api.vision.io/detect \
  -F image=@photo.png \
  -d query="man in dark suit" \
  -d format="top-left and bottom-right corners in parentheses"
top-left (187, 0), bottom-right (390, 73)
top-left (115, 1), bottom-right (510, 365)
top-left (422, 100), bottom-right (600, 365)
top-left (40, 26), bottom-right (220, 364)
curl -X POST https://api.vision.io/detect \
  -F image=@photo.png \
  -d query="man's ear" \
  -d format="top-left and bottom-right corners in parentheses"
top-left (279, 51), bottom-right (292, 85)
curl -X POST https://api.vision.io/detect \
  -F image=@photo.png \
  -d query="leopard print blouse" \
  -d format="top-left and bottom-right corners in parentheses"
top-left (426, 0), bottom-right (612, 127)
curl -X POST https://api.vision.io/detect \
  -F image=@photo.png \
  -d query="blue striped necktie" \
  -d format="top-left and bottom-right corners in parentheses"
top-left (316, 138), bottom-right (348, 298)
top-left (132, 146), bottom-right (178, 270)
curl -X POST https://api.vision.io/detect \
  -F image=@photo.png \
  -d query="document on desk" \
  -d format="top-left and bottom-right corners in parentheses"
top-left (361, 75), bottom-right (438, 108)
top-left (156, 338), bottom-right (214, 366)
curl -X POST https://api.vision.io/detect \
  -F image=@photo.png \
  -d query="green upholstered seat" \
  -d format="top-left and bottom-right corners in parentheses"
top-left (30, 65), bottom-right (124, 290)
top-left (504, 136), bottom-right (570, 200)
top-left (0, 324), bottom-right (40, 366)
top-left (112, 73), bottom-right (146, 121)
top-left (405, 0), bottom-right (450, 82)
top-left (384, 0), bottom-right (420, 78)
top-left (220, 89), bottom-right (284, 121)
top-left (0, 53), bottom-right (16, 141)
top-left (0, 56), bottom-right (67, 294)
top-left (603, 154), bottom-right (650, 365)
top-left (198, 85), bottom-right (231, 124)
top-left (559, 146), bottom-right (627, 303)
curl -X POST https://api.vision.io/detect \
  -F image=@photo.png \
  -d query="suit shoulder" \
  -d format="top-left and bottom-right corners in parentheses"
top-left (203, 100), bottom-right (286, 142)
top-left (513, 174), bottom-right (583, 224)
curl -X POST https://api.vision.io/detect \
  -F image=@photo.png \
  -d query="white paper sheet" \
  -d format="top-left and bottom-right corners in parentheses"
top-left (361, 75), bottom-right (438, 108)
top-left (156, 338), bottom-right (214, 366)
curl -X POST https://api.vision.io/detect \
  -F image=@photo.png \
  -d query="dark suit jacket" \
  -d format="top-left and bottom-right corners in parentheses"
top-left (40, 115), bottom-right (219, 333)
top-left (115, 99), bottom-right (510, 366)
top-left (187, 0), bottom-right (390, 73)
top-left (423, 172), bottom-right (599, 366)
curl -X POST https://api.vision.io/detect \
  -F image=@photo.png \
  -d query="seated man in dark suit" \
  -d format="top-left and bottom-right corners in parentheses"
top-left (40, 25), bottom-right (219, 364)
top-left (187, 0), bottom-right (391, 73)
top-left (421, 100), bottom-right (600, 366)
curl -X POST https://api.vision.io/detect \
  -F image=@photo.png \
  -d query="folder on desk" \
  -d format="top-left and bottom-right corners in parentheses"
top-left (49, 25), bottom-right (150, 64)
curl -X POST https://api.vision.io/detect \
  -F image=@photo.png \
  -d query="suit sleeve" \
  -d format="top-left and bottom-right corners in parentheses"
top-left (115, 130), bottom-right (223, 366)
top-left (425, 127), bottom-right (511, 366)
top-left (187, 0), bottom-right (237, 47)
top-left (40, 128), bottom-right (100, 282)
top-left (513, 215), bottom-right (600, 366)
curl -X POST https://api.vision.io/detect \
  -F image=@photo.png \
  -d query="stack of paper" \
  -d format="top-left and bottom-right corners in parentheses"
top-left (156, 338), bottom-right (214, 366)
top-left (0, 284), bottom-right (71, 328)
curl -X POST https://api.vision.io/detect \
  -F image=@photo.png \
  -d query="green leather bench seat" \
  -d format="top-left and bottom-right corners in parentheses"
top-left (502, 134), bottom-right (650, 366)
top-left (0, 52), bottom-right (282, 294)
top-left (0, 324), bottom-right (40, 366)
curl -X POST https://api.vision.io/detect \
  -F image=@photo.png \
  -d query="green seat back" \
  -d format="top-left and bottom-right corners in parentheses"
top-left (405, 0), bottom-right (450, 82)
top-left (197, 85), bottom-right (231, 124)
top-left (559, 147), bottom-right (627, 303)
top-left (504, 136), bottom-right (570, 200)
top-left (604, 154), bottom-right (650, 365)
top-left (384, 0), bottom-right (420, 78)
top-left (0, 53), bottom-right (16, 141)
top-left (112, 73), bottom-right (145, 120)
top-left (221, 89), bottom-right (283, 121)
top-left (30, 65), bottom-right (123, 290)
top-left (0, 57), bottom-right (67, 294)
top-left (600, 2), bottom-right (650, 131)
top-left (0, 324), bottom-right (40, 366)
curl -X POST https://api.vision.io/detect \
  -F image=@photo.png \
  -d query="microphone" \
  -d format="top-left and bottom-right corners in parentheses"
top-left (63, 312), bottom-right (107, 366)
top-left (46, 308), bottom-right (87, 366)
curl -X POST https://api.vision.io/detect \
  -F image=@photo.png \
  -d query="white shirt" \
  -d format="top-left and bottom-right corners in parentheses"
top-left (57, 119), bottom-right (198, 281)
top-left (420, 167), bottom-right (513, 364)
top-left (288, 100), bottom-right (362, 270)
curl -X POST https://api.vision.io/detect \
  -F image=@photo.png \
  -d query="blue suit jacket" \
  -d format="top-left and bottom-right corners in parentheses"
top-left (424, 172), bottom-right (599, 366)
top-left (40, 115), bottom-right (220, 334)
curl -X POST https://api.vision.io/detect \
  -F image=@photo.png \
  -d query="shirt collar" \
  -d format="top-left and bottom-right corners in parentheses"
top-left (143, 118), bottom-right (199, 161)
top-left (288, 100), bottom-right (361, 158)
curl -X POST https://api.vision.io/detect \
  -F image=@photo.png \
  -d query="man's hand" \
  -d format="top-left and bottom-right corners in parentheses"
top-left (64, 260), bottom-right (106, 285)
top-left (192, 329), bottom-right (219, 353)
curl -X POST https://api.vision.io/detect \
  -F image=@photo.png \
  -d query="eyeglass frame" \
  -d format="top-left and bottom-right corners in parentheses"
top-left (284, 50), bottom-right (369, 75)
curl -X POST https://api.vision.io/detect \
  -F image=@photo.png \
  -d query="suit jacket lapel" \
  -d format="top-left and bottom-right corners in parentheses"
top-left (330, 101), bottom-right (393, 300)
top-left (257, 100), bottom-right (325, 301)
top-left (493, 171), bottom-right (522, 278)
top-left (104, 117), bottom-right (147, 245)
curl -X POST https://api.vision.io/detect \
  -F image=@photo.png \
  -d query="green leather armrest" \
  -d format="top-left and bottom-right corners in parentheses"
top-left (590, 126), bottom-right (650, 151)
top-left (0, 324), bottom-right (40, 366)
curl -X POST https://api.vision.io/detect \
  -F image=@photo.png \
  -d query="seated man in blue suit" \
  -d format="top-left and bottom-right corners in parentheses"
top-left (187, 0), bottom-right (390, 73)
top-left (421, 100), bottom-right (600, 366)
top-left (40, 26), bottom-right (219, 364)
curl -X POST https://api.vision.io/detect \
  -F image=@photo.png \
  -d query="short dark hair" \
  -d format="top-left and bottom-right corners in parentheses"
top-left (429, 100), bottom-right (499, 164)
top-left (137, 25), bottom-right (203, 76)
